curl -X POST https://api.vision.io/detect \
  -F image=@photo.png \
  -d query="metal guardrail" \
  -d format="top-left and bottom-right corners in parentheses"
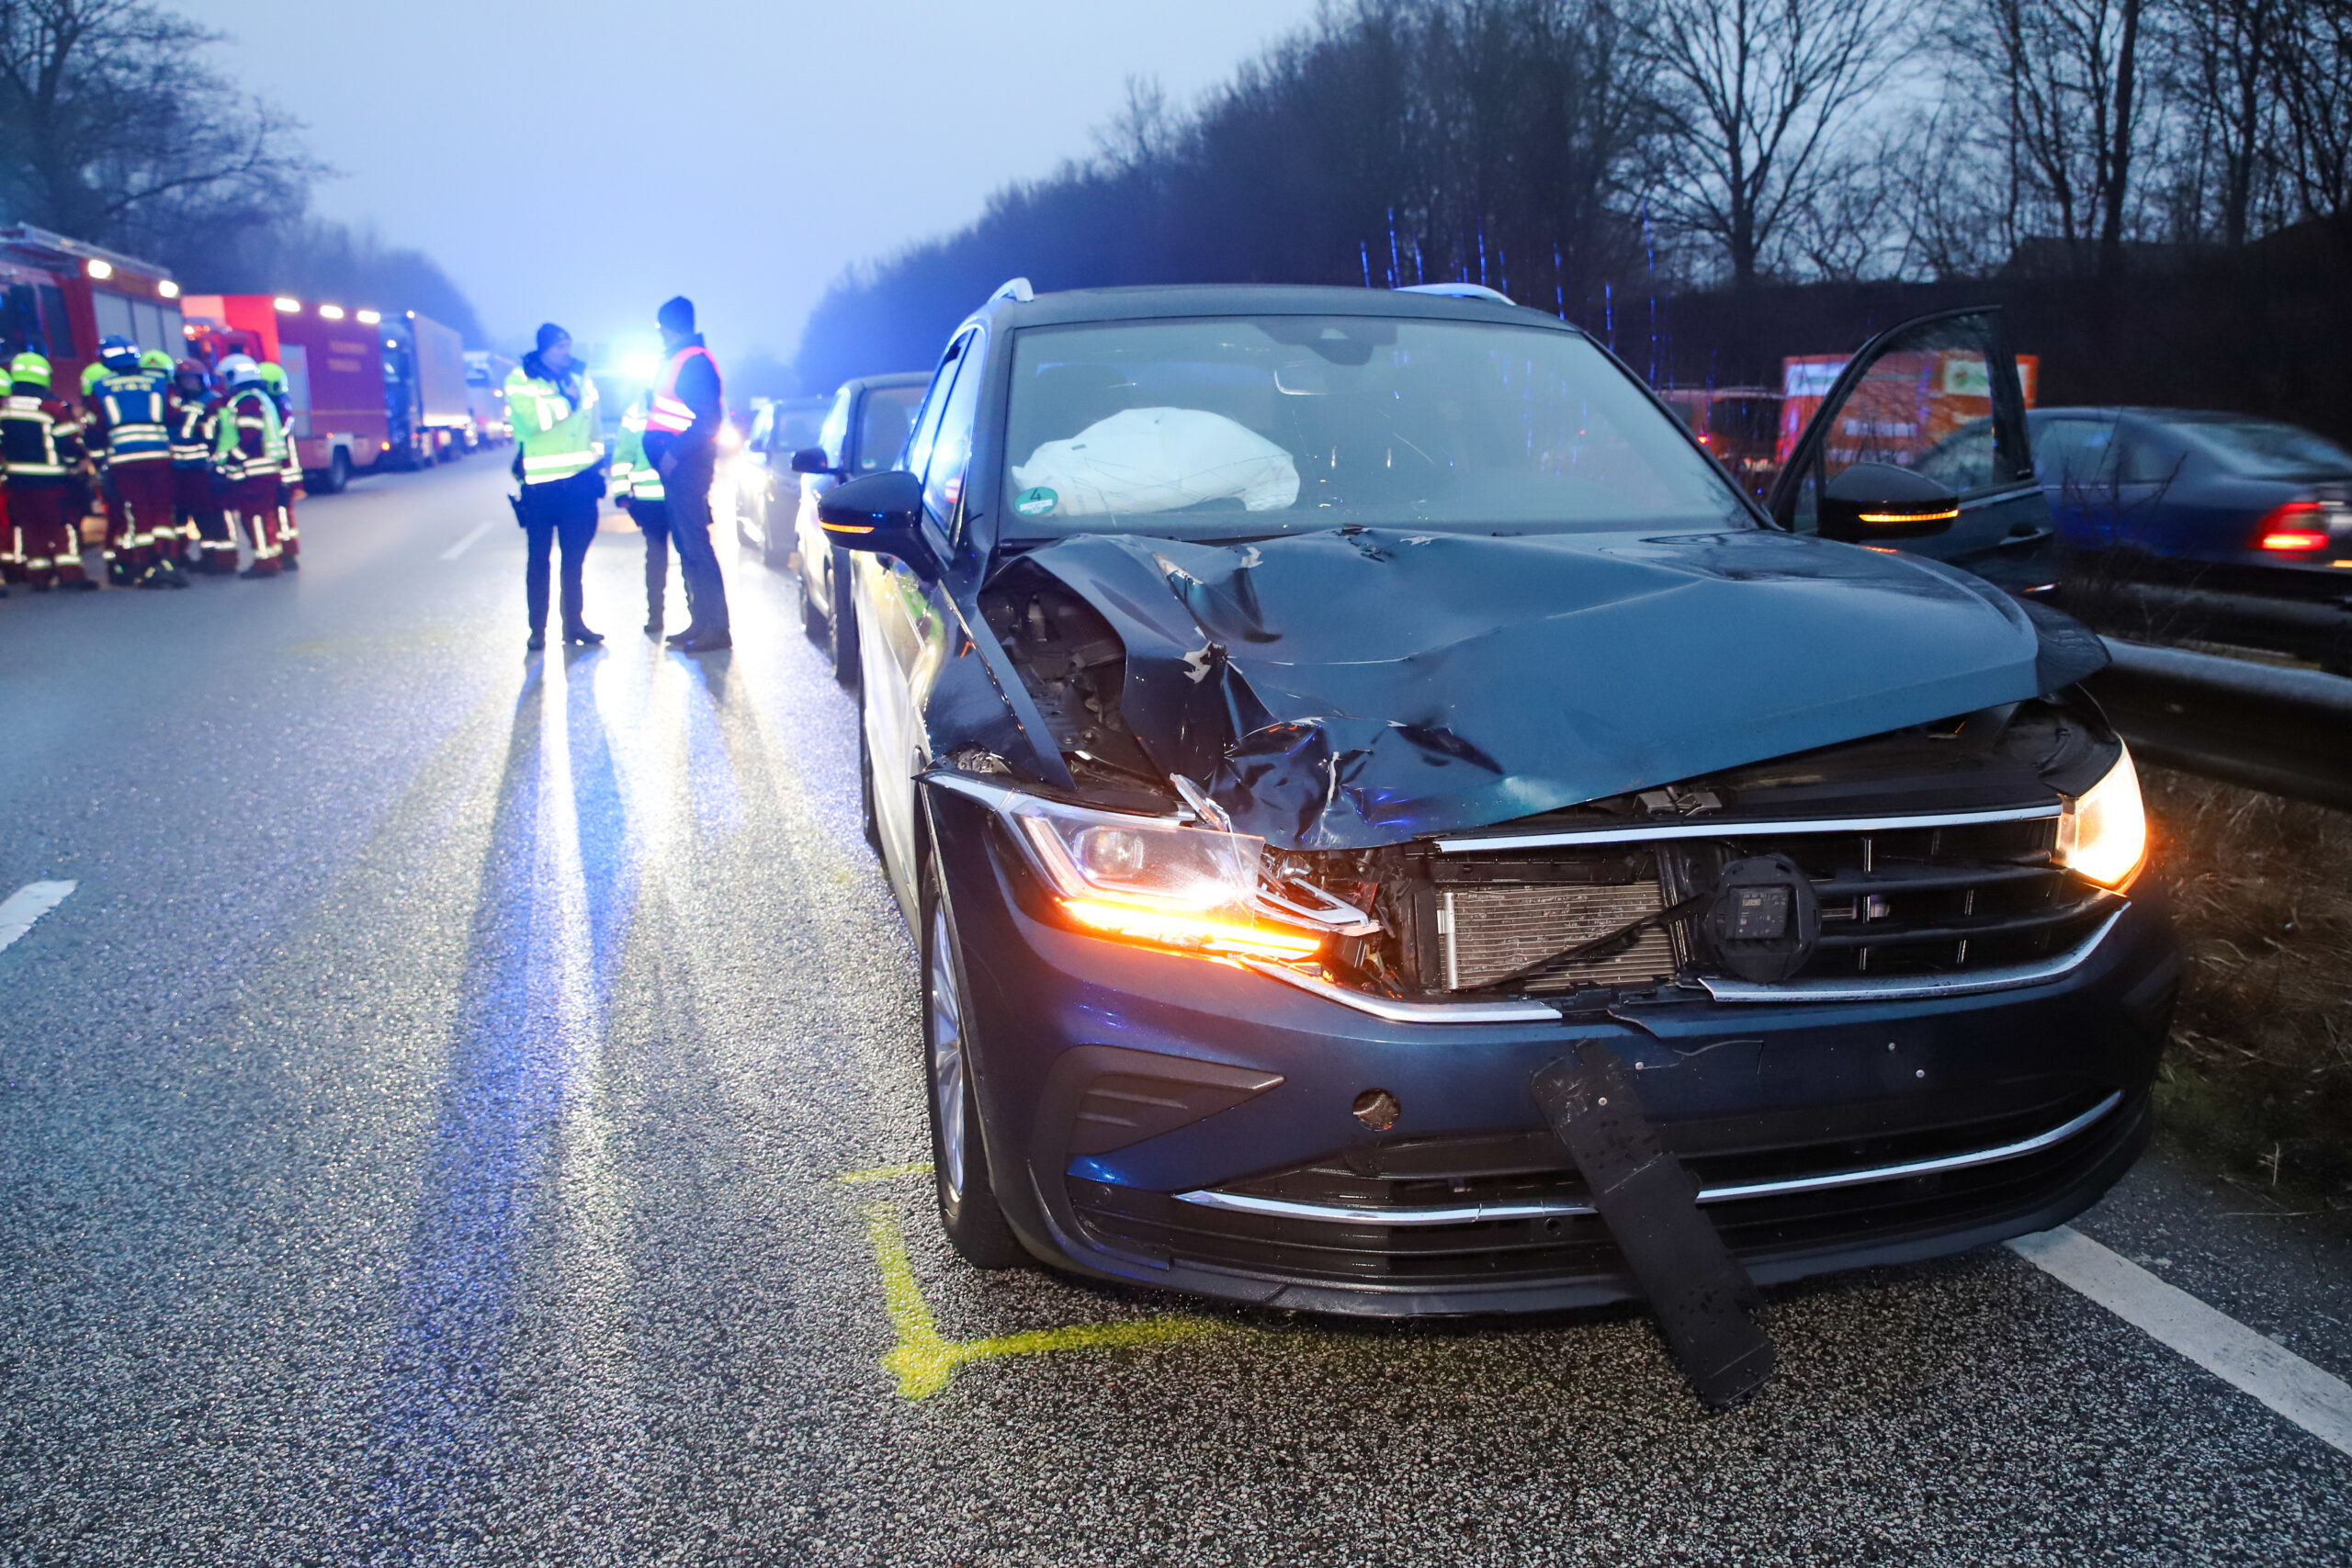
top-left (2086, 638), bottom-right (2352, 811)
top-left (2061, 580), bottom-right (2352, 672)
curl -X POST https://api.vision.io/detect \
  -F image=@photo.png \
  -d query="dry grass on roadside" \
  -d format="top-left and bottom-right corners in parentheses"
top-left (2143, 767), bottom-right (2352, 1204)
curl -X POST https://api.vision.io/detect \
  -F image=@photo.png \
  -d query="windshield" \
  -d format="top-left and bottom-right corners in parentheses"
top-left (1000, 316), bottom-right (1748, 539)
top-left (2172, 417), bottom-right (2352, 479)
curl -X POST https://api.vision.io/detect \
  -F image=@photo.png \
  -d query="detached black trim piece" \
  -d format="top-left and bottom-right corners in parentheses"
top-left (1530, 1045), bottom-right (1775, 1410)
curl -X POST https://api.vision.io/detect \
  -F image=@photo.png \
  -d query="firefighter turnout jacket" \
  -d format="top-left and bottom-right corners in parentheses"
top-left (505, 357), bottom-right (602, 485)
top-left (213, 386), bottom-right (283, 480)
top-left (2, 385), bottom-right (85, 487)
top-left (85, 363), bottom-right (175, 468)
top-left (168, 387), bottom-right (217, 468)
top-left (607, 396), bottom-right (666, 502)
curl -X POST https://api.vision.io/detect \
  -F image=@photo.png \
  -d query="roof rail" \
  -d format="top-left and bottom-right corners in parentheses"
top-left (1396, 282), bottom-right (1517, 306)
top-left (990, 276), bottom-right (1035, 305)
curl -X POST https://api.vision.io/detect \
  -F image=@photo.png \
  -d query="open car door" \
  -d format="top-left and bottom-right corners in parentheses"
top-left (1766, 308), bottom-right (2058, 594)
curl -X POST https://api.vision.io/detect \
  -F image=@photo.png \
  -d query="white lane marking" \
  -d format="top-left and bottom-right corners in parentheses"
top-left (2011, 1225), bottom-right (2352, 1457)
top-left (0, 880), bottom-right (75, 954)
top-left (440, 522), bottom-right (497, 561)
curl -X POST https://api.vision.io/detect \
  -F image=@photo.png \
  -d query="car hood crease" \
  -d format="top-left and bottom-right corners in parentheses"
top-left (1012, 527), bottom-right (2075, 851)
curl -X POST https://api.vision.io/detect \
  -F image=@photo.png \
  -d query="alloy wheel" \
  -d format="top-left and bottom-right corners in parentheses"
top-left (928, 898), bottom-right (967, 1201)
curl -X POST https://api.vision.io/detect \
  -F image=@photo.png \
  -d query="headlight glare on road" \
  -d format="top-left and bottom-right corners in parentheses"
top-left (2055, 744), bottom-right (2147, 890)
top-left (1008, 795), bottom-right (1324, 961)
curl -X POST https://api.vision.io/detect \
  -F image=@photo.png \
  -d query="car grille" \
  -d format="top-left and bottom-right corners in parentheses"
top-left (1066, 1092), bottom-right (2132, 1290)
top-left (1432, 812), bottom-right (2115, 990)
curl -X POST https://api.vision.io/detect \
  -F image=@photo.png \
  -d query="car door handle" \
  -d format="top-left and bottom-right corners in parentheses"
top-left (1998, 526), bottom-right (2055, 548)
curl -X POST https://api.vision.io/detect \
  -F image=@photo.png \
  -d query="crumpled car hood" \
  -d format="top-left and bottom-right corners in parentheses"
top-left (1012, 526), bottom-right (2099, 851)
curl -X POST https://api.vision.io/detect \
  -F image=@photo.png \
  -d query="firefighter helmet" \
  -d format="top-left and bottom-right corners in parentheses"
top-left (257, 361), bottom-right (288, 389)
top-left (217, 354), bottom-right (262, 386)
top-left (82, 361), bottom-right (108, 395)
top-left (10, 350), bottom-right (51, 388)
top-left (141, 349), bottom-right (173, 371)
top-left (98, 333), bottom-right (140, 369)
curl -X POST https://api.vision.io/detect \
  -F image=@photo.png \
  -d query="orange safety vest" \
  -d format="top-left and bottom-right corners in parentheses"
top-left (646, 344), bottom-right (720, 434)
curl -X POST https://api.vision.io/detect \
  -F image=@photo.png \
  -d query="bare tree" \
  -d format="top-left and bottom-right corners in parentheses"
top-left (2167, 0), bottom-right (2293, 243)
top-left (2274, 0), bottom-right (2352, 219)
top-left (0, 0), bottom-right (315, 257)
top-left (1967, 0), bottom-right (2155, 276)
top-left (1634, 0), bottom-right (1909, 287)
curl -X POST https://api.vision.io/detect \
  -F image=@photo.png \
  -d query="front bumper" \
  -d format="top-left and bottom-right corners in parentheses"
top-left (929, 791), bottom-right (2180, 1317)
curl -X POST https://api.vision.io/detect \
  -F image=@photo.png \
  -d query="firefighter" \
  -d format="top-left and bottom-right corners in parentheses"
top-left (2, 352), bottom-right (96, 591)
top-left (167, 358), bottom-right (232, 574)
top-left (136, 350), bottom-right (194, 571)
top-left (607, 390), bottom-right (689, 638)
top-left (257, 360), bottom-right (300, 571)
top-left (211, 355), bottom-right (286, 579)
top-left (641, 296), bottom-right (728, 652)
top-left (85, 335), bottom-right (187, 589)
top-left (503, 322), bottom-right (604, 650)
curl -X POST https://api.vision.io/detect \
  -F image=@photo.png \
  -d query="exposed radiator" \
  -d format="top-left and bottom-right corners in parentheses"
top-left (1439, 881), bottom-right (1674, 992)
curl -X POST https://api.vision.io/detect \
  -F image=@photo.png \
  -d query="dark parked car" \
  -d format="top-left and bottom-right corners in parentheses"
top-left (2028, 407), bottom-right (2352, 590)
top-left (817, 281), bottom-right (2174, 1393)
top-left (729, 395), bottom-right (831, 570)
top-left (784, 372), bottom-right (930, 682)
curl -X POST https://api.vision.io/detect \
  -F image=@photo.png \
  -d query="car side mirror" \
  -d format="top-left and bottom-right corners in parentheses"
top-left (1818, 461), bottom-right (1961, 543)
top-left (816, 468), bottom-right (939, 578)
top-left (790, 446), bottom-right (841, 476)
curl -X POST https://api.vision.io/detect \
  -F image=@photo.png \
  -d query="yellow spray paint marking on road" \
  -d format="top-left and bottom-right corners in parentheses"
top-left (862, 1201), bottom-right (1223, 1400)
top-left (836, 1160), bottom-right (933, 1186)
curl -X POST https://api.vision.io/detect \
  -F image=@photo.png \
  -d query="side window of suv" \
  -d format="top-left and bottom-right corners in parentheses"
top-left (922, 329), bottom-right (987, 525)
top-left (902, 332), bottom-right (972, 484)
top-left (817, 389), bottom-right (852, 471)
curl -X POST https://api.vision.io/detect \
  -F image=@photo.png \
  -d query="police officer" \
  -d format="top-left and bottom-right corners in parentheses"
top-left (211, 355), bottom-right (287, 578)
top-left (641, 297), bottom-right (728, 651)
top-left (85, 336), bottom-right (187, 588)
top-left (167, 358), bottom-right (232, 573)
top-left (607, 390), bottom-right (690, 638)
top-left (503, 322), bottom-right (604, 651)
top-left (2, 352), bottom-right (96, 590)
top-left (257, 360), bottom-right (300, 571)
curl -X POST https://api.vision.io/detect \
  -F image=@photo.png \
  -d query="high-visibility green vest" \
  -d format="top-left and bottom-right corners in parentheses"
top-left (213, 386), bottom-right (281, 480)
top-left (505, 364), bottom-right (603, 484)
top-left (607, 397), bottom-right (665, 502)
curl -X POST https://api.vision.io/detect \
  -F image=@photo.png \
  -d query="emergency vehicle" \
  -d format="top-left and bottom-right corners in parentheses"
top-left (0, 225), bottom-right (185, 391)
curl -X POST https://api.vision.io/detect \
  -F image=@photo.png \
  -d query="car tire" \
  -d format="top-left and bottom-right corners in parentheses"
top-left (311, 450), bottom-right (350, 495)
top-left (921, 849), bottom-right (1023, 1269)
top-left (797, 563), bottom-right (828, 643)
top-left (830, 549), bottom-right (861, 692)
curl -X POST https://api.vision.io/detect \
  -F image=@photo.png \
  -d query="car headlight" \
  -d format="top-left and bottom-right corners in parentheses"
top-left (2054, 743), bottom-right (2147, 890)
top-left (1003, 794), bottom-right (1325, 961)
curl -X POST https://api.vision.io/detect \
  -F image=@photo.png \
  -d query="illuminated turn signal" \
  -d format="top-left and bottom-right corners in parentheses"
top-left (820, 520), bottom-right (876, 535)
top-left (1858, 508), bottom-right (1960, 525)
top-left (1061, 898), bottom-right (1324, 961)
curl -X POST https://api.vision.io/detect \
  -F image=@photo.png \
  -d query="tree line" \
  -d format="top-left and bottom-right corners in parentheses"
top-left (793, 0), bottom-right (2352, 390)
top-left (0, 0), bottom-right (483, 343)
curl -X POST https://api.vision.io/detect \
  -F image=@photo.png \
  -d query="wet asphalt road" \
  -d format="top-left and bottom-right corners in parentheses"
top-left (1, 460), bottom-right (2347, 1566)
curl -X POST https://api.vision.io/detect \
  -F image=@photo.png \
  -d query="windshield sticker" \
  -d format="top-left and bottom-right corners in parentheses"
top-left (1014, 485), bottom-right (1058, 518)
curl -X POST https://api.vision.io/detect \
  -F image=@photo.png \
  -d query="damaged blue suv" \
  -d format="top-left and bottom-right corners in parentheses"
top-left (820, 280), bottom-right (2177, 1403)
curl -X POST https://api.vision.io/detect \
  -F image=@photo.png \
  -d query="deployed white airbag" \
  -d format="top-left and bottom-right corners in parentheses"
top-left (1011, 407), bottom-right (1300, 516)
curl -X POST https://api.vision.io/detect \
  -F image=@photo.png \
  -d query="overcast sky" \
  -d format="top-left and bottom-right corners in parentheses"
top-left (177, 0), bottom-right (1323, 364)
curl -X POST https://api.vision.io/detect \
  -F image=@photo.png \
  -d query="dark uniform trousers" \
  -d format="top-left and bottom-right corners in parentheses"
top-left (628, 497), bottom-right (690, 629)
top-left (11, 483), bottom-right (88, 585)
top-left (520, 468), bottom-right (600, 634)
top-left (665, 449), bottom-right (729, 637)
top-left (227, 475), bottom-right (283, 573)
top-left (111, 459), bottom-right (176, 568)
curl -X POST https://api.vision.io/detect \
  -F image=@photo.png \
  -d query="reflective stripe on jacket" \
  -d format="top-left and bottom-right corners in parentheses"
top-left (505, 363), bottom-right (603, 484)
top-left (212, 388), bottom-right (281, 481)
top-left (608, 398), bottom-right (666, 502)
top-left (1, 392), bottom-right (83, 479)
top-left (89, 368), bottom-right (174, 463)
top-left (168, 392), bottom-right (217, 467)
top-left (645, 344), bottom-right (718, 435)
